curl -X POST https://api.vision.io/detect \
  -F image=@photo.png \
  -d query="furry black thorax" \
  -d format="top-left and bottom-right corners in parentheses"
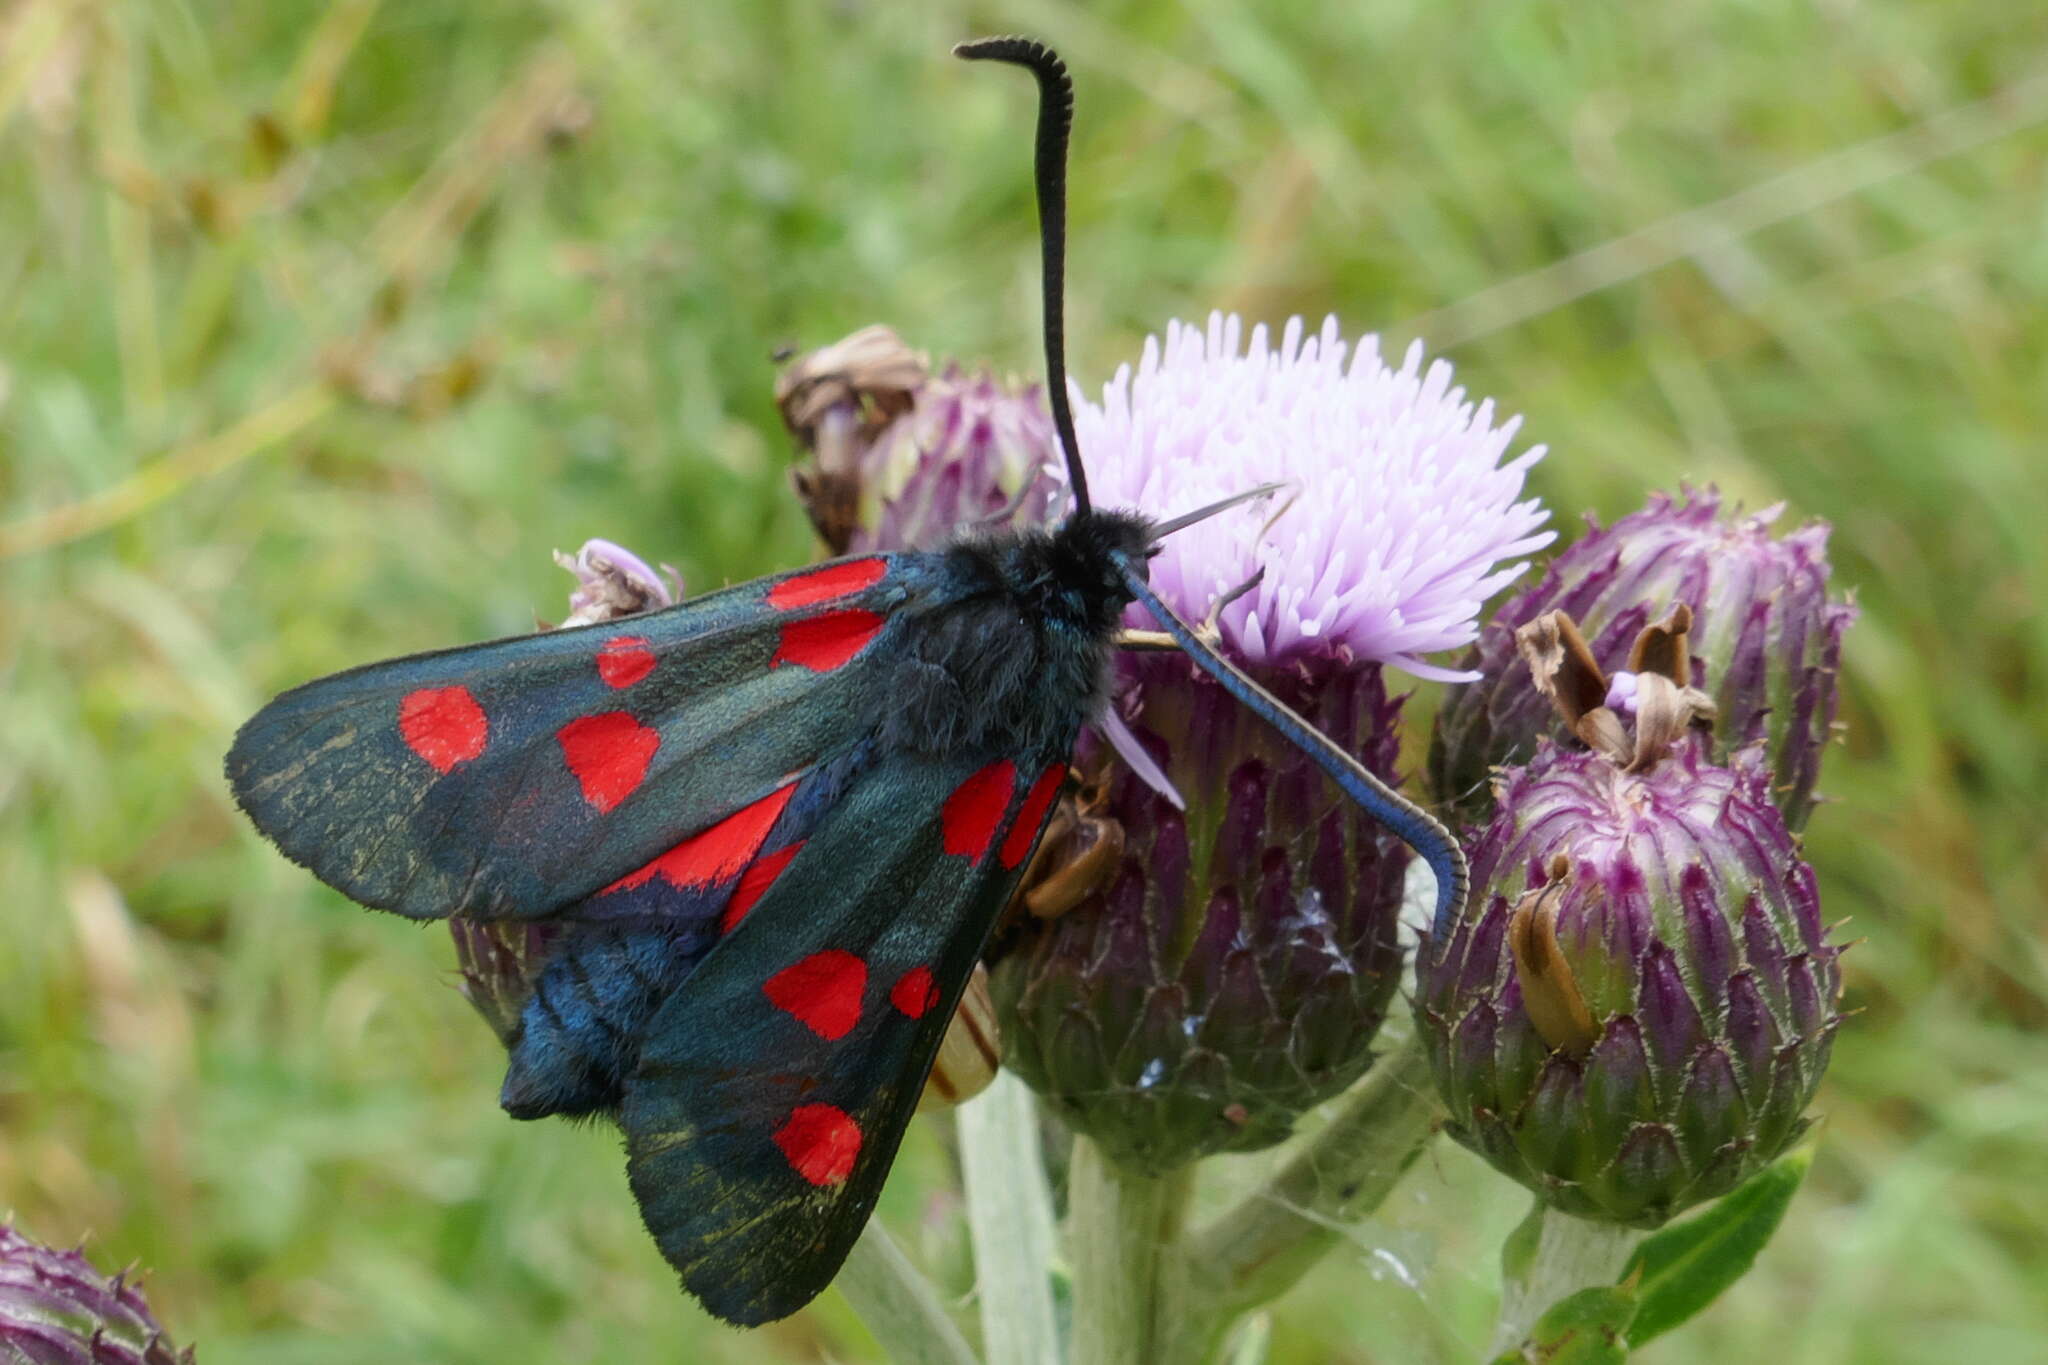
top-left (875, 509), bottom-right (1155, 758)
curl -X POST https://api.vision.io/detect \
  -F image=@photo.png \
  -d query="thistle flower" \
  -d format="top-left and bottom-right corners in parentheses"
top-left (1414, 719), bottom-right (1843, 1225)
top-left (0, 1224), bottom-right (191, 1365)
top-left (778, 326), bottom-right (1061, 553)
top-left (1429, 488), bottom-right (1856, 831)
top-left (995, 314), bottom-right (1553, 1172)
top-left (1080, 314), bottom-right (1553, 675)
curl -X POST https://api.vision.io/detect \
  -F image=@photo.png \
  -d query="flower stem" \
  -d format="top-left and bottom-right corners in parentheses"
top-left (1162, 1036), bottom-right (1443, 1361)
top-left (837, 1218), bottom-right (981, 1365)
top-left (1068, 1138), bottom-right (1193, 1365)
top-left (1488, 1202), bottom-right (1647, 1357)
top-left (958, 1072), bottom-right (1062, 1365)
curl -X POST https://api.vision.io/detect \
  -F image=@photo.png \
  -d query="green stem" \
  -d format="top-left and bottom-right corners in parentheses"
top-left (1068, 1138), bottom-right (1194, 1365)
top-left (1489, 1203), bottom-right (1647, 1357)
top-left (1162, 1037), bottom-right (1443, 1361)
top-left (958, 1072), bottom-right (1062, 1365)
top-left (836, 1219), bottom-right (981, 1365)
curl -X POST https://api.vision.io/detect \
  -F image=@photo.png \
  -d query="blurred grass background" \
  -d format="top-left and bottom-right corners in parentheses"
top-left (3, 1), bottom-right (2046, 1360)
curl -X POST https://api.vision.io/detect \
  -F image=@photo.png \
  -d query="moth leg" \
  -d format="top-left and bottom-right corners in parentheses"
top-left (993, 760), bottom-right (1118, 926)
top-left (1207, 568), bottom-right (1265, 625)
top-left (1113, 629), bottom-right (1180, 652)
top-left (1022, 802), bottom-right (1124, 919)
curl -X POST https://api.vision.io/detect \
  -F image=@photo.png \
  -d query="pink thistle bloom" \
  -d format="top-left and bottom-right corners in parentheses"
top-left (1076, 313), bottom-right (1553, 680)
top-left (1081, 315), bottom-right (1540, 683)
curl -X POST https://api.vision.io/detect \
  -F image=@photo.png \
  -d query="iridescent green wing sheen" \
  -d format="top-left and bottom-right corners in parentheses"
top-left (225, 557), bottom-right (903, 920)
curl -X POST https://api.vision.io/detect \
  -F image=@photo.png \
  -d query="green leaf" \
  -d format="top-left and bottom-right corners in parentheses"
top-left (1622, 1145), bottom-right (1814, 1346)
top-left (1494, 1284), bottom-right (1638, 1364)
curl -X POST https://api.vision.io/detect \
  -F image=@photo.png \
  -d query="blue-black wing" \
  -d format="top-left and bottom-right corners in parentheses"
top-left (226, 556), bottom-right (907, 920)
top-left (621, 744), bottom-right (1068, 1326)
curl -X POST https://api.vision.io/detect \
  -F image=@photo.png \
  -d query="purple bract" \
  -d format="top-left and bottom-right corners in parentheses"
top-left (1430, 487), bottom-right (1856, 830)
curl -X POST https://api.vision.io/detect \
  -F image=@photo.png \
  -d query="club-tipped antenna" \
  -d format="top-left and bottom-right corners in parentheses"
top-left (955, 36), bottom-right (1091, 519)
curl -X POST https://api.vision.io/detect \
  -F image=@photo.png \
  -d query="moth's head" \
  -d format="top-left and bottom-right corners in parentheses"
top-left (1053, 505), bottom-right (1154, 574)
top-left (1043, 484), bottom-right (1285, 629)
top-left (1034, 506), bottom-right (1155, 633)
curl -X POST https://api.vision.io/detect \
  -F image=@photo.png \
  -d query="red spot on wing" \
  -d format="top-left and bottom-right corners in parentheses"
top-left (720, 841), bottom-right (805, 933)
top-left (596, 635), bottom-right (656, 689)
top-left (767, 558), bottom-right (888, 611)
top-left (1001, 762), bottom-right (1067, 869)
top-left (771, 610), bottom-right (885, 672)
top-left (603, 783), bottom-right (798, 894)
top-left (556, 712), bottom-right (660, 813)
top-left (398, 686), bottom-right (488, 773)
top-left (942, 760), bottom-right (1016, 863)
top-left (890, 966), bottom-right (940, 1020)
top-left (774, 1103), bottom-right (862, 1187)
top-left (764, 949), bottom-right (867, 1041)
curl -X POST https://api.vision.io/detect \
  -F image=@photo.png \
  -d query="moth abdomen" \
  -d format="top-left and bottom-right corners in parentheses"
top-left (501, 926), bottom-right (702, 1119)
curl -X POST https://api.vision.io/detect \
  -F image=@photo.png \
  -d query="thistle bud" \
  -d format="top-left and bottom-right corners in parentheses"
top-left (0, 1225), bottom-right (192, 1365)
top-left (1429, 488), bottom-right (1856, 830)
top-left (777, 326), bottom-right (1061, 552)
top-left (552, 538), bottom-right (681, 629)
top-left (996, 659), bottom-right (1411, 1172)
top-left (1414, 734), bottom-right (1843, 1226)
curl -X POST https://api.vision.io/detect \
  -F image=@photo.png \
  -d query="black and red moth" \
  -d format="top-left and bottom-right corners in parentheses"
top-left (226, 38), bottom-right (1467, 1326)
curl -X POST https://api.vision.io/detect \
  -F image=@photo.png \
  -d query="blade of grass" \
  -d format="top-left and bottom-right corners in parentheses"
top-left (90, 7), bottom-right (164, 434)
top-left (0, 0), bottom-right (75, 139)
top-left (284, 0), bottom-right (385, 139)
top-left (1403, 64), bottom-right (2048, 346)
top-left (0, 382), bottom-right (335, 557)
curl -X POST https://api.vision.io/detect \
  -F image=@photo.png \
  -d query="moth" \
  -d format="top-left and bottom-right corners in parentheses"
top-left (226, 37), bottom-right (1467, 1326)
